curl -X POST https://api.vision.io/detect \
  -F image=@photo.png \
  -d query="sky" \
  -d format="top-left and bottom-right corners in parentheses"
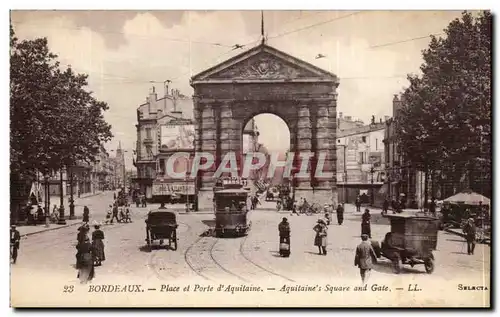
top-left (10, 10), bottom-right (467, 168)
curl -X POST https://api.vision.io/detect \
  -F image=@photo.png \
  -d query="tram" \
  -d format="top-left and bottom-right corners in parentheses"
top-left (213, 177), bottom-right (251, 237)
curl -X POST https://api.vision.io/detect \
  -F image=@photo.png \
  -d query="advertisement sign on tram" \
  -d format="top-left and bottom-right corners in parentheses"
top-left (152, 181), bottom-right (195, 196)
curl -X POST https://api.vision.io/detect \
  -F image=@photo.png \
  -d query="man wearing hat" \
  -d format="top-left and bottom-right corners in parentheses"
top-left (10, 225), bottom-right (20, 264)
top-left (361, 209), bottom-right (372, 238)
top-left (278, 217), bottom-right (291, 256)
top-left (354, 234), bottom-right (377, 285)
top-left (313, 219), bottom-right (328, 255)
top-left (336, 204), bottom-right (344, 226)
top-left (463, 217), bottom-right (477, 255)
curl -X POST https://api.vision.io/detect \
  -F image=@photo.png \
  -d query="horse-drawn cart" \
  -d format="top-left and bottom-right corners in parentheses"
top-left (145, 209), bottom-right (178, 251)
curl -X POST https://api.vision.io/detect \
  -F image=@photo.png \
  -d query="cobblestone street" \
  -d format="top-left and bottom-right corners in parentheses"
top-left (11, 197), bottom-right (490, 307)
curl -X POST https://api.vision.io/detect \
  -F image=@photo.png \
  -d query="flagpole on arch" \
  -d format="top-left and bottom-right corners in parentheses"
top-left (261, 10), bottom-right (266, 44)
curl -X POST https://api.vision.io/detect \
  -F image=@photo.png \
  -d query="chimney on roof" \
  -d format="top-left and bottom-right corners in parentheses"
top-left (384, 115), bottom-right (390, 122)
top-left (339, 112), bottom-right (343, 119)
top-left (148, 86), bottom-right (158, 113)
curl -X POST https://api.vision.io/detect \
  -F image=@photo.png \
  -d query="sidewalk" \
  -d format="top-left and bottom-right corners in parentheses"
top-left (17, 192), bottom-right (111, 237)
top-left (48, 191), bottom-right (104, 207)
top-left (18, 219), bottom-right (83, 237)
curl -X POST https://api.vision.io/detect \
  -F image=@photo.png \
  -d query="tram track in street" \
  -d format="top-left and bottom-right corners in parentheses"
top-left (148, 221), bottom-right (192, 281)
top-left (183, 235), bottom-right (249, 282)
top-left (238, 234), bottom-right (296, 283)
top-left (183, 229), bottom-right (296, 283)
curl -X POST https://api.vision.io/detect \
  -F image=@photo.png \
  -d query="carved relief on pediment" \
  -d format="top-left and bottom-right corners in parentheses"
top-left (211, 53), bottom-right (318, 80)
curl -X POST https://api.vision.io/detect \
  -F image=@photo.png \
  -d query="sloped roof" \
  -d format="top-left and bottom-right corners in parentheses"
top-left (191, 43), bottom-right (338, 84)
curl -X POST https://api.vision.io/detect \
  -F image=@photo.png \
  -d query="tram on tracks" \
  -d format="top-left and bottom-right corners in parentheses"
top-left (213, 177), bottom-right (251, 237)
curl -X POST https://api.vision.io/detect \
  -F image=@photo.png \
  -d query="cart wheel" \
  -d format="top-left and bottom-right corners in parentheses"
top-left (392, 255), bottom-right (402, 274)
top-left (371, 240), bottom-right (381, 258)
top-left (215, 230), bottom-right (223, 238)
top-left (424, 258), bottom-right (434, 274)
top-left (171, 232), bottom-right (178, 251)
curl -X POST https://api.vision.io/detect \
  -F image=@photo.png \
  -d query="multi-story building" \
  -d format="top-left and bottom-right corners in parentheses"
top-left (383, 95), bottom-right (426, 209)
top-left (111, 142), bottom-right (126, 189)
top-left (92, 145), bottom-right (114, 192)
top-left (336, 116), bottom-right (387, 205)
top-left (134, 87), bottom-right (195, 201)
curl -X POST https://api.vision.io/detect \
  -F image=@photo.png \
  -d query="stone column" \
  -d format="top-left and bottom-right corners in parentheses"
top-left (219, 102), bottom-right (240, 178)
top-left (198, 103), bottom-right (217, 210)
top-left (294, 105), bottom-right (314, 202)
top-left (329, 94), bottom-right (339, 205)
top-left (313, 102), bottom-right (336, 205)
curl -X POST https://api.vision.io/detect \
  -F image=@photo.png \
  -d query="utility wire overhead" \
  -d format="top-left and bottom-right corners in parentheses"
top-left (369, 32), bottom-right (446, 49)
top-left (268, 11), bottom-right (362, 40)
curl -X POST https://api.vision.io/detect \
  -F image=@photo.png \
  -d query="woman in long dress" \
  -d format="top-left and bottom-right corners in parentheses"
top-left (91, 225), bottom-right (105, 266)
top-left (77, 237), bottom-right (95, 284)
top-left (313, 219), bottom-right (328, 255)
top-left (76, 225), bottom-right (89, 268)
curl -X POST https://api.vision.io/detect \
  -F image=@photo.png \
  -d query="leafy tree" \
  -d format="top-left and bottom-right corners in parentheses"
top-left (10, 25), bottom-right (113, 179)
top-left (397, 11), bottom-right (492, 198)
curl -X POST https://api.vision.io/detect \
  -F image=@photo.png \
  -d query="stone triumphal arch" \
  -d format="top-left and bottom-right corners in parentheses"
top-left (190, 43), bottom-right (339, 209)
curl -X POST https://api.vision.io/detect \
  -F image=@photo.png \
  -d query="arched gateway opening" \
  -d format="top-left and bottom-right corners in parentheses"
top-left (242, 114), bottom-right (290, 191)
top-left (191, 44), bottom-right (339, 210)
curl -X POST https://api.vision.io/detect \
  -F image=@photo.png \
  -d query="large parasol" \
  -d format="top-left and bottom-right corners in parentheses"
top-left (443, 190), bottom-right (490, 206)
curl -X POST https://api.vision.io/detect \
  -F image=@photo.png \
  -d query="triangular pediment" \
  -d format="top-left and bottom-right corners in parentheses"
top-left (191, 44), bottom-right (338, 83)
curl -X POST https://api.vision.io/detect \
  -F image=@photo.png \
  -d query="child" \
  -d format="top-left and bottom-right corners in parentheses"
top-left (104, 205), bottom-right (112, 225)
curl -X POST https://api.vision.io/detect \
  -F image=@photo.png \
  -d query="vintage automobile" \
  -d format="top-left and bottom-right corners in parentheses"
top-left (213, 178), bottom-right (251, 237)
top-left (372, 214), bottom-right (439, 274)
top-left (145, 209), bottom-right (178, 251)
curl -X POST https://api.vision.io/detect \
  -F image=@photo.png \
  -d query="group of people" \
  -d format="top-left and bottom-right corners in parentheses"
top-left (277, 215), bottom-right (377, 285)
top-left (75, 223), bottom-right (106, 284)
top-left (105, 203), bottom-right (132, 224)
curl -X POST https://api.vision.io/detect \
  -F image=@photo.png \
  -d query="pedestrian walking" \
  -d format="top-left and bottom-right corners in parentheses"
top-left (382, 198), bottom-right (389, 215)
top-left (91, 224), bottom-right (105, 266)
top-left (291, 200), bottom-right (299, 216)
top-left (36, 205), bottom-right (44, 224)
top-left (354, 234), bottom-right (377, 285)
top-left (355, 196), bottom-right (361, 212)
top-left (110, 204), bottom-right (120, 224)
top-left (76, 224), bottom-right (89, 268)
top-left (429, 198), bottom-right (437, 217)
top-left (313, 219), bottom-right (328, 255)
top-left (77, 237), bottom-right (95, 284)
top-left (361, 209), bottom-right (371, 238)
top-left (278, 217), bottom-right (291, 256)
top-left (10, 225), bottom-right (20, 264)
top-left (336, 204), bottom-right (344, 225)
top-left (83, 206), bottom-right (90, 223)
top-left (324, 205), bottom-right (332, 225)
top-left (141, 194), bottom-right (147, 208)
top-left (463, 218), bottom-right (476, 255)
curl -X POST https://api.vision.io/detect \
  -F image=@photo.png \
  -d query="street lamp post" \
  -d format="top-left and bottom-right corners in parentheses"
top-left (44, 174), bottom-right (50, 227)
top-left (69, 167), bottom-right (75, 220)
top-left (370, 166), bottom-right (375, 206)
top-left (58, 169), bottom-right (66, 224)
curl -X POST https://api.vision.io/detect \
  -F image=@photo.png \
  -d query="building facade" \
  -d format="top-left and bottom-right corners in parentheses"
top-left (383, 95), bottom-right (426, 209)
top-left (111, 142), bottom-right (126, 189)
top-left (336, 117), bottom-right (387, 205)
top-left (134, 87), bottom-right (196, 201)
